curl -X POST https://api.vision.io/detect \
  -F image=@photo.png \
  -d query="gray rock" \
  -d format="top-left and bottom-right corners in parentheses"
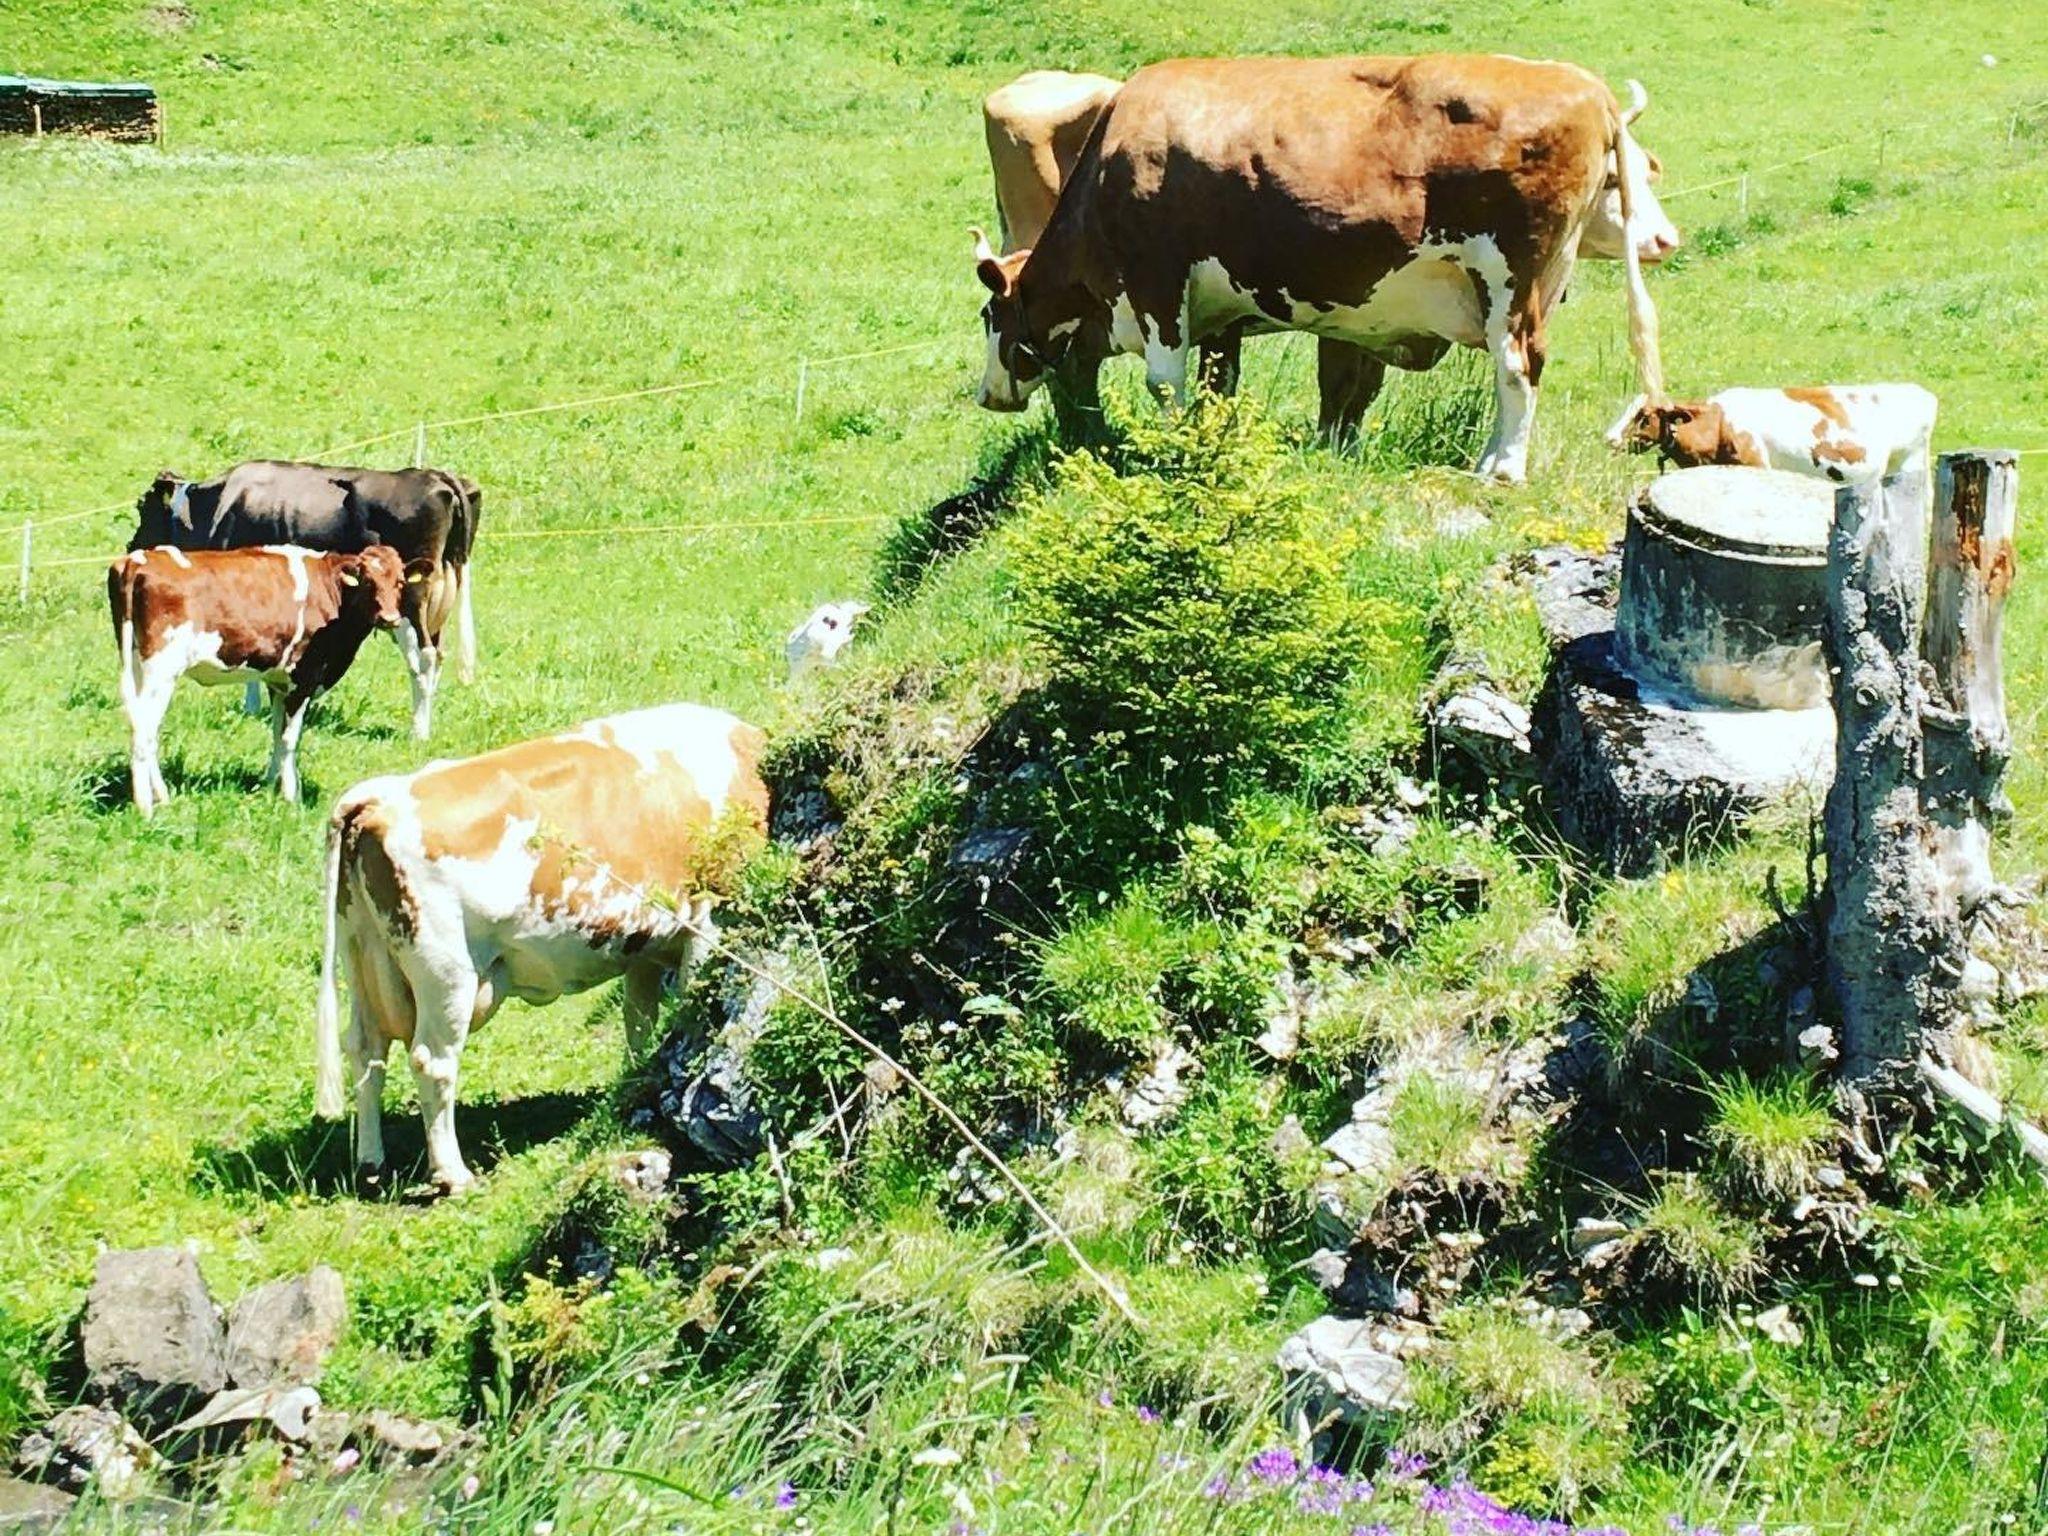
top-left (1570, 1217), bottom-right (1629, 1255)
top-left (170, 1384), bottom-right (321, 1443)
top-left (15, 1407), bottom-right (157, 1498)
top-left (666, 1046), bottom-right (766, 1165)
top-left (947, 826), bottom-right (1031, 884)
top-left (363, 1411), bottom-right (457, 1467)
top-left (1430, 682), bottom-right (1535, 779)
top-left (1276, 1316), bottom-right (1415, 1420)
top-left (1121, 1043), bottom-right (1195, 1130)
top-left (225, 1267), bottom-right (345, 1388)
top-left (0, 1477), bottom-right (74, 1532)
top-left (1256, 970), bottom-right (1305, 1062)
top-left (81, 1248), bottom-right (227, 1428)
top-left (1520, 543), bottom-right (1621, 648)
top-left (611, 1148), bottom-right (673, 1203)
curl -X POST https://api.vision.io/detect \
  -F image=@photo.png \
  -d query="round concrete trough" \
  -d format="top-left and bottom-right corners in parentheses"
top-left (1615, 466), bottom-right (1835, 709)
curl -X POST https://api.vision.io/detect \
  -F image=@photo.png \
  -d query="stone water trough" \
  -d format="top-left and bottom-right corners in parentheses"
top-left (1535, 465), bottom-right (1838, 873)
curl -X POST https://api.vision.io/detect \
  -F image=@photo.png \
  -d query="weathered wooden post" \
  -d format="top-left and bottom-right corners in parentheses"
top-left (1822, 463), bottom-right (1960, 1082)
top-left (1921, 450), bottom-right (2019, 916)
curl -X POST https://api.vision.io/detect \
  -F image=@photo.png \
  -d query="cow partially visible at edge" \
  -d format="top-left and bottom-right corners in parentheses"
top-left (1606, 384), bottom-right (1938, 482)
top-left (971, 54), bottom-right (1680, 483)
top-left (133, 461), bottom-right (482, 739)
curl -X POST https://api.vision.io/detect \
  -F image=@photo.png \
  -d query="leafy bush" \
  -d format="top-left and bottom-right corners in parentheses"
top-left (1009, 398), bottom-right (1378, 782)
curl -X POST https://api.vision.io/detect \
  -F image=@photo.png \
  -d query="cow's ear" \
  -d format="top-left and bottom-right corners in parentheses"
top-left (977, 258), bottom-right (1010, 296)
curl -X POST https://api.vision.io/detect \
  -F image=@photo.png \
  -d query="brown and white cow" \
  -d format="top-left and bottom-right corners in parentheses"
top-left (134, 462), bottom-right (482, 740)
top-left (1606, 384), bottom-right (1938, 482)
top-left (983, 66), bottom-right (1384, 438)
top-left (110, 545), bottom-right (407, 816)
top-left (972, 55), bottom-right (1678, 482)
top-left (314, 704), bottom-right (769, 1192)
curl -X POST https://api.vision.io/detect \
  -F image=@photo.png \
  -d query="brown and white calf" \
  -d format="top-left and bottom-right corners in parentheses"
top-left (1607, 385), bottom-right (1937, 482)
top-left (314, 704), bottom-right (769, 1192)
top-left (972, 54), bottom-right (1680, 482)
top-left (110, 545), bottom-right (407, 816)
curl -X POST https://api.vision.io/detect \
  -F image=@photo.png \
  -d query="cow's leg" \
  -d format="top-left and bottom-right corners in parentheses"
top-left (391, 622), bottom-right (437, 741)
top-left (1476, 302), bottom-right (1543, 485)
top-left (344, 931), bottom-right (412, 1187)
top-left (406, 964), bottom-right (479, 1193)
top-left (1317, 342), bottom-right (1387, 445)
top-left (622, 962), bottom-right (665, 1063)
top-left (267, 686), bottom-right (314, 802)
top-left (128, 653), bottom-right (181, 817)
top-left (1048, 329), bottom-right (1110, 447)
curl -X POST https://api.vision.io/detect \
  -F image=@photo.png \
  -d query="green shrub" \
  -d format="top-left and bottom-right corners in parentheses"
top-left (1009, 397), bottom-right (1378, 782)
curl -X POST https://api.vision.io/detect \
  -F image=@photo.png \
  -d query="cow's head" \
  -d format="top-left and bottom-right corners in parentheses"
top-left (972, 228), bottom-right (1051, 411)
top-left (130, 470), bottom-right (187, 550)
top-left (1581, 82), bottom-right (1681, 266)
top-left (786, 600), bottom-right (869, 682)
top-left (1605, 394), bottom-right (1724, 465)
top-left (339, 545), bottom-right (408, 630)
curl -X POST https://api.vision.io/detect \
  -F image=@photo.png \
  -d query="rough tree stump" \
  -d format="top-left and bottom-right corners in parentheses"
top-left (1823, 464), bottom-right (1955, 1081)
top-left (1823, 451), bottom-right (2021, 1085)
top-left (1922, 450), bottom-right (2020, 915)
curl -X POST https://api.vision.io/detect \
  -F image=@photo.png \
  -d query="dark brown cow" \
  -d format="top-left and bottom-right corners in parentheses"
top-left (973, 55), bottom-right (1679, 482)
top-left (109, 545), bottom-right (407, 816)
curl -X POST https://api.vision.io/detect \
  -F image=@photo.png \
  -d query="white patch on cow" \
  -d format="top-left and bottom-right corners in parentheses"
top-left (1461, 235), bottom-right (1538, 484)
top-left (1106, 292), bottom-right (1190, 399)
top-left (978, 324), bottom-right (1029, 410)
top-left (164, 547), bottom-right (191, 569)
top-left (1046, 318), bottom-right (1081, 343)
top-left (1701, 385), bottom-right (1937, 483)
top-left (275, 546), bottom-right (312, 670)
top-left (169, 481), bottom-right (190, 523)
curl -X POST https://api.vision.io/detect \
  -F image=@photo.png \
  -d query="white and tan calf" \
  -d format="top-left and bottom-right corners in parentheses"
top-left (314, 704), bottom-right (770, 1192)
top-left (1608, 384), bottom-right (1937, 482)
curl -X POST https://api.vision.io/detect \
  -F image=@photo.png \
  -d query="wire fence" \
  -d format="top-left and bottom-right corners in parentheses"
top-left (7, 335), bottom-right (957, 601)
top-left (8, 88), bottom-right (2046, 601)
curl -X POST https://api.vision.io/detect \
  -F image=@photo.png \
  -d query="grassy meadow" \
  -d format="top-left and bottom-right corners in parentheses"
top-left (3, 0), bottom-right (2048, 1530)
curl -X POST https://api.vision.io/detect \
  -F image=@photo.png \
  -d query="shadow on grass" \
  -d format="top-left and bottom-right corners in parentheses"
top-left (872, 416), bottom-right (1064, 604)
top-left (192, 1088), bottom-right (604, 1201)
top-left (80, 752), bottom-right (307, 816)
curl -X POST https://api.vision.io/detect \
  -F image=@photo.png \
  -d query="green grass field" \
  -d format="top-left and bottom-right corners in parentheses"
top-left (4, 0), bottom-right (2048, 1529)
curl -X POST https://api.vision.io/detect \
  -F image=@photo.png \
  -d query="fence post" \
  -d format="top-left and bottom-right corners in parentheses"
top-left (794, 360), bottom-right (810, 426)
top-left (1738, 173), bottom-right (1749, 218)
top-left (1921, 449), bottom-right (2020, 915)
top-left (1823, 464), bottom-right (1957, 1082)
top-left (18, 521), bottom-right (30, 604)
top-left (412, 423), bottom-right (427, 468)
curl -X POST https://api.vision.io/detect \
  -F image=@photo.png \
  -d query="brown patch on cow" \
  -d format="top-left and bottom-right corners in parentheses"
top-left (409, 719), bottom-right (770, 950)
top-left (990, 54), bottom-right (1627, 378)
top-left (1810, 437), bottom-right (1867, 466)
top-left (337, 801), bottom-right (419, 942)
top-left (1785, 387), bottom-right (1851, 428)
top-left (108, 545), bottom-right (400, 666)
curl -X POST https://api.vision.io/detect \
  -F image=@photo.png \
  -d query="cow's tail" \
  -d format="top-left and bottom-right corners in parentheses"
top-left (1609, 90), bottom-right (1666, 404)
top-left (314, 807), bottom-right (349, 1121)
top-left (110, 561), bottom-right (141, 717)
top-left (436, 470), bottom-right (480, 684)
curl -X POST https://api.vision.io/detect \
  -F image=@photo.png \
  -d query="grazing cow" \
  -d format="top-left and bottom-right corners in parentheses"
top-left (313, 704), bottom-right (770, 1192)
top-left (785, 600), bottom-right (869, 681)
top-left (133, 461), bottom-right (483, 738)
top-left (971, 55), bottom-right (1679, 482)
top-left (982, 67), bottom-right (1384, 438)
top-left (110, 545), bottom-right (407, 816)
top-left (1605, 385), bottom-right (1938, 482)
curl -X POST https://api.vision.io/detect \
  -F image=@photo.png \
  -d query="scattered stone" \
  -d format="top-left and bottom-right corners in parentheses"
top-left (945, 1147), bottom-right (1007, 1208)
top-left (1432, 504), bottom-right (1490, 539)
top-left (170, 1384), bottom-right (321, 1444)
top-left (1305, 1249), bottom-right (1419, 1318)
top-left (814, 1247), bottom-right (856, 1272)
top-left (610, 1148), bottom-right (673, 1203)
top-left (1569, 1217), bottom-right (1629, 1256)
top-left (1794, 1016), bottom-right (1836, 1070)
top-left (304, 1409), bottom-right (351, 1460)
top-left (225, 1267), bottom-right (345, 1388)
top-left (1430, 682), bottom-right (1535, 780)
top-left (15, 1407), bottom-right (156, 1498)
top-left (947, 826), bottom-right (1031, 885)
top-left (1518, 543), bottom-right (1621, 648)
top-left (1541, 1016), bottom-right (1606, 1099)
top-left (1276, 1316), bottom-right (1417, 1420)
top-left (646, 1037), bottom-right (765, 1166)
top-left (1338, 804), bottom-right (1419, 859)
top-left (0, 1477), bottom-right (74, 1532)
top-left (769, 785), bottom-right (836, 848)
top-left (1256, 971), bottom-right (1306, 1062)
top-left (362, 1412), bottom-right (456, 1468)
top-left (81, 1248), bottom-right (227, 1430)
top-left (1121, 1042), bottom-right (1196, 1130)
top-left (1813, 1164), bottom-right (1847, 1191)
top-left (1753, 1304), bottom-right (1804, 1346)
top-left (1269, 1115), bottom-right (1312, 1164)
top-left (1393, 776), bottom-right (1430, 810)
top-left (1578, 1239), bottom-right (1625, 1270)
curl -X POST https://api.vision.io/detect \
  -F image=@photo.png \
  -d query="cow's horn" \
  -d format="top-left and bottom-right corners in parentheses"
top-left (1622, 80), bottom-right (1648, 126)
top-left (970, 226), bottom-right (996, 264)
top-left (339, 571), bottom-right (360, 587)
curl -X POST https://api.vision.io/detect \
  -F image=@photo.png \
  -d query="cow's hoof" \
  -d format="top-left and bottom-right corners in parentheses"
top-left (434, 1171), bottom-right (478, 1199)
top-left (354, 1162), bottom-right (389, 1197)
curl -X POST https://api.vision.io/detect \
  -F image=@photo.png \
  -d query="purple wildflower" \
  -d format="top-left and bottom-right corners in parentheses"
top-left (1384, 1447), bottom-right (1429, 1480)
top-left (1297, 1465), bottom-right (1348, 1515)
top-left (1136, 1405), bottom-right (1160, 1424)
top-left (1097, 1388), bottom-right (1114, 1409)
top-left (1351, 1526), bottom-right (1394, 1536)
top-left (1246, 1446), bottom-right (1300, 1484)
top-left (343, 1507), bottom-right (362, 1524)
top-left (775, 1481), bottom-right (798, 1510)
top-left (1157, 1452), bottom-right (1194, 1473)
